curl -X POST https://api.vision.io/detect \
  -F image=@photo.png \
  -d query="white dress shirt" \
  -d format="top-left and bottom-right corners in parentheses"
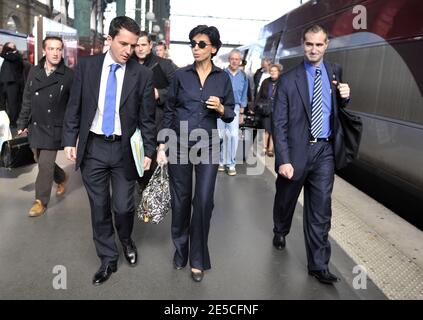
top-left (257, 71), bottom-right (270, 94)
top-left (90, 51), bottom-right (126, 136)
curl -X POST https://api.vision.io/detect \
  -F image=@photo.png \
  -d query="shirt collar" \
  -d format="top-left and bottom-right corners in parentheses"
top-left (186, 61), bottom-right (220, 74)
top-left (224, 67), bottom-right (242, 76)
top-left (44, 62), bottom-right (57, 76)
top-left (304, 59), bottom-right (324, 75)
top-left (105, 50), bottom-right (125, 69)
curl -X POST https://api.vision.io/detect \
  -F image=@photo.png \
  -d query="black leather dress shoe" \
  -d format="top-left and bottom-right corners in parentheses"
top-left (92, 263), bottom-right (117, 286)
top-left (308, 269), bottom-right (340, 284)
top-left (273, 235), bottom-right (286, 250)
top-left (123, 241), bottom-right (138, 266)
top-left (191, 270), bottom-right (204, 282)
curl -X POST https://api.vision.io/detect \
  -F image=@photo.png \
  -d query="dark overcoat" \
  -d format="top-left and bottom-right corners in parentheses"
top-left (17, 57), bottom-right (74, 150)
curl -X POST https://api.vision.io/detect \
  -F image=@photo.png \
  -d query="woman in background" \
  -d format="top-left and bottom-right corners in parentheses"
top-left (255, 63), bottom-right (282, 156)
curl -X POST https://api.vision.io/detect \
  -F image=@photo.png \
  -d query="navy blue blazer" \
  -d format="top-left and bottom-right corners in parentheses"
top-left (272, 61), bottom-right (350, 179)
top-left (62, 53), bottom-right (157, 180)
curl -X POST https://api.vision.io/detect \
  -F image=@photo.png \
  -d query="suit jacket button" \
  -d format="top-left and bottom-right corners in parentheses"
top-left (47, 109), bottom-right (51, 113)
top-left (49, 94), bottom-right (53, 98)
top-left (33, 122), bottom-right (37, 125)
top-left (35, 92), bottom-right (39, 96)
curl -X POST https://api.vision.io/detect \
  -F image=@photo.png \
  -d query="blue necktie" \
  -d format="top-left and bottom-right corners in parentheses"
top-left (102, 63), bottom-right (120, 136)
top-left (310, 67), bottom-right (323, 139)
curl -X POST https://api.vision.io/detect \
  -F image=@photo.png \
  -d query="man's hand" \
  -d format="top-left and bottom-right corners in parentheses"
top-left (239, 107), bottom-right (245, 124)
top-left (332, 81), bottom-right (350, 99)
top-left (143, 156), bottom-right (152, 170)
top-left (17, 128), bottom-right (28, 135)
top-left (64, 146), bottom-right (77, 162)
top-left (239, 114), bottom-right (245, 125)
top-left (278, 163), bottom-right (294, 179)
top-left (154, 88), bottom-right (160, 100)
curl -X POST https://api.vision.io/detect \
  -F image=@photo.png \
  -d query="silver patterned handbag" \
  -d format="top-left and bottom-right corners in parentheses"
top-left (137, 164), bottom-right (171, 224)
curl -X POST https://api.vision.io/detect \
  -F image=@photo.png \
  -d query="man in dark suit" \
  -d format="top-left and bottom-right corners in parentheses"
top-left (272, 25), bottom-right (350, 285)
top-left (62, 16), bottom-right (156, 286)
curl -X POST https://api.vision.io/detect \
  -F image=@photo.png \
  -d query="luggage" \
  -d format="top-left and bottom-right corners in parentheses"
top-left (0, 135), bottom-right (36, 169)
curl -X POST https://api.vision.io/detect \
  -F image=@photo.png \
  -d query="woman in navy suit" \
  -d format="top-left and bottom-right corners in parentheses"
top-left (157, 25), bottom-right (235, 282)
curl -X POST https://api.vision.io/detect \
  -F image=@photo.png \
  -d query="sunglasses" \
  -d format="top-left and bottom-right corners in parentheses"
top-left (190, 40), bottom-right (212, 49)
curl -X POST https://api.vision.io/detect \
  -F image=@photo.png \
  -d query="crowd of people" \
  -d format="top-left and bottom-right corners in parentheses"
top-left (1, 16), bottom-right (351, 287)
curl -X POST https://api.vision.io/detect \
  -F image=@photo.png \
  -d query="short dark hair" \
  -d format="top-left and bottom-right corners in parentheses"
top-left (156, 41), bottom-right (167, 49)
top-left (139, 31), bottom-right (152, 43)
top-left (1, 42), bottom-right (14, 55)
top-left (302, 24), bottom-right (329, 42)
top-left (42, 36), bottom-right (63, 49)
top-left (109, 16), bottom-right (140, 38)
top-left (189, 25), bottom-right (222, 58)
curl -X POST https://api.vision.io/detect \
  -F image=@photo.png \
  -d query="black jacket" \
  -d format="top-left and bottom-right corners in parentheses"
top-left (140, 53), bottom-right (177, 107)
top-left (0, 50), bottom-right (24, 84)
top-left (17, 57), bottom-right (74, 150)
top-left (254, 77), bottom-right (279, 111)
top-left (253, 67), bottom-right (265, 100)
top-left (137, 53), bottom-right (177, 132)
top-left (62, 54), bottom-right (156, 180)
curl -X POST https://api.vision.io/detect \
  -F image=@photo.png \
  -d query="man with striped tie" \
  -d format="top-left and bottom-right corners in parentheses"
top-left (272, 25), bottom-right (350, 284)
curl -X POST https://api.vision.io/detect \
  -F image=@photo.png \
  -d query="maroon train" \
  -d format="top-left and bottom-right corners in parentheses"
top-left (218, 0), bottom-right (423, 229)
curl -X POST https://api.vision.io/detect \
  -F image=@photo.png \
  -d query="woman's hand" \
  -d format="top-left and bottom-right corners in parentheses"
top-left (156, 144), bottom-right (168, 165)
top-left (206, 96), bottom-right (224, 115)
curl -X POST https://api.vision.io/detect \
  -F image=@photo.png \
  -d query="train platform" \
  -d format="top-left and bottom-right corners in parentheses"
top-left (0, 149), bottom-right (421, 300)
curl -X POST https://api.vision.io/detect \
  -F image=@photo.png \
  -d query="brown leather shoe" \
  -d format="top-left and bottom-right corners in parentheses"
top-left (28, 200), bottom-right (46, 217)
top-left (56, 173), bottom-right (68, 196)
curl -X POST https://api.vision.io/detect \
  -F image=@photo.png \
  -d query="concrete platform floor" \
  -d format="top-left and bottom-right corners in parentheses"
top-left (0, 152), bottom-right (385, 299)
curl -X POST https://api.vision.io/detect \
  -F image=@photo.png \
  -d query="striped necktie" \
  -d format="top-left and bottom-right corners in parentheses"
top-left (310, 67), bottom-right (323, 139)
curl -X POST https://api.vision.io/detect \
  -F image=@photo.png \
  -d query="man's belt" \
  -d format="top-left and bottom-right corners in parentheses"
top-left (90, 132), bottom-right (122, 142)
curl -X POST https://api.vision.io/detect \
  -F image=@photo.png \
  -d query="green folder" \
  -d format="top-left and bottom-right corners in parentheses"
top-left (130, 128), bottom-right (144, 177)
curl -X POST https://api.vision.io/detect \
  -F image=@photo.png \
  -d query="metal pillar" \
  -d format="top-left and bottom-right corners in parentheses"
top-left (73, 0), bottom-right (91, 55)
top-left (135, 0), bottom-right (142, 25)
top-left (116, 0), bottom-right (125, 16)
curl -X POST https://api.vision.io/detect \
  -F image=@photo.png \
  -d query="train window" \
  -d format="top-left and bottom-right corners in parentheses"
top-left (325, 42), bottom-right (423, 126)
top-left (263, 32), bottom-right (281, 61)
top-left (0, 29), bottom-right (28, 55)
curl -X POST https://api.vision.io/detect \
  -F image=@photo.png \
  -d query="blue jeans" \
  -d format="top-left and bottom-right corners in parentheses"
top-left (217, 104), bottom-right (240, 169)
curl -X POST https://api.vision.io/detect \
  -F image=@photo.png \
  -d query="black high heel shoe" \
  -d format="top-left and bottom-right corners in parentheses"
top-left (191, 269), bottom-right (204, 282)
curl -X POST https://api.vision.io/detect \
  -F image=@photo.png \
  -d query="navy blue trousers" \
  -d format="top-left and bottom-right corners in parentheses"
top-left (273, 141), bottom-right (334, 271)
top-left (168, 145), bottom-right (219, 271)
top-left (81, 134), bottom-right (136, 266)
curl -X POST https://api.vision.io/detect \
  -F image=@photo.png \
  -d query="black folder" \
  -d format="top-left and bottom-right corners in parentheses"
top-left (150, 62), bottom-right (169, 89)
